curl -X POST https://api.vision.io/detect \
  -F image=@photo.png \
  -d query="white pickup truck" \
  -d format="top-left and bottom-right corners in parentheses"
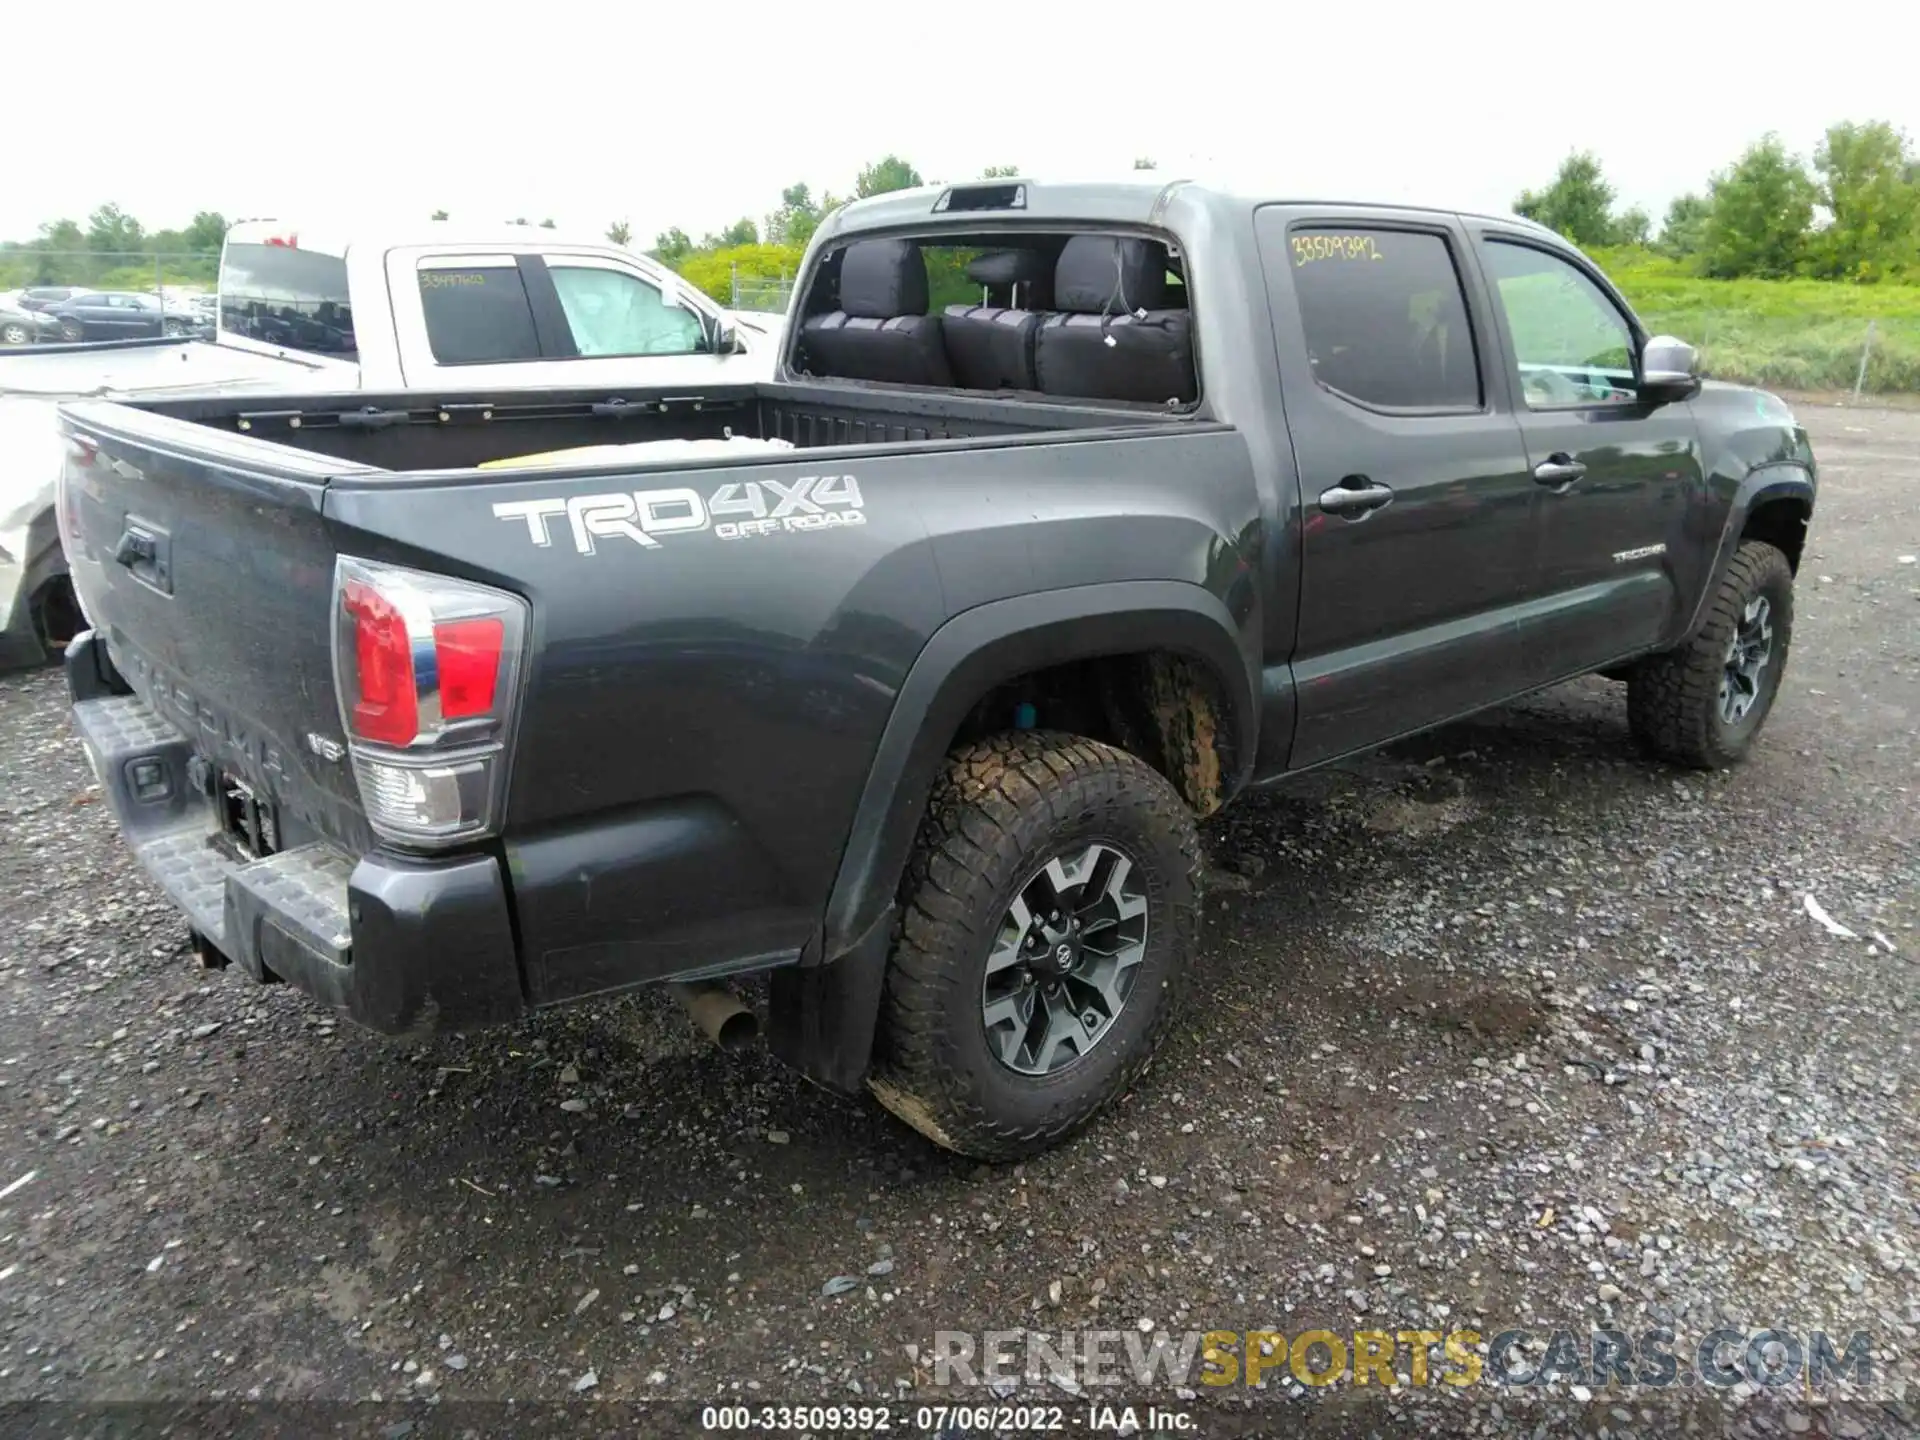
top-left (0, 219), bottom-right (785, 668)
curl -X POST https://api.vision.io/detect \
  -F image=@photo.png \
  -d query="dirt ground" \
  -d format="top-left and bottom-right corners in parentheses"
top-left (1, 403), bottom-right (1914, 1439)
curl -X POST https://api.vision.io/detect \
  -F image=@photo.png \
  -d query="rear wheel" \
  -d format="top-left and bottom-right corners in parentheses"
top-left (1627, 540), bottom-right (1794, 769)
top-left (0, 322), bottom-right (27, 346)
top-left (869, 731), bottom-right (1200, 1161)
top-left (31, 577), bottom-right (83, 658)
top-left (58, 318), bottom-right (84, 343)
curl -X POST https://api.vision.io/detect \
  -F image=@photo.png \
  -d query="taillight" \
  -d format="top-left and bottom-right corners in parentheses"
top-left (432, 618), bottom-right (505, 719)
top-left (341, 580), bottom-right (419, 745)
top-left (331, 556), bottom-right (529, 848)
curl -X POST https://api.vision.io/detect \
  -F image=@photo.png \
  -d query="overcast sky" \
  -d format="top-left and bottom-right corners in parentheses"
top-left (9, 0), bottom-right (1916, 248)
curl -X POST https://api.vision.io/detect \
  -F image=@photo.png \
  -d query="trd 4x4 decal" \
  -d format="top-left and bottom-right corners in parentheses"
top-left (492, 474), bottom-right (865, 554)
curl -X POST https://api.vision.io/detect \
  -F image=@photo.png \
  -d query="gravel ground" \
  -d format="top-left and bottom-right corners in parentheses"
top-left (1, 402), bottom-right (1914, 1438)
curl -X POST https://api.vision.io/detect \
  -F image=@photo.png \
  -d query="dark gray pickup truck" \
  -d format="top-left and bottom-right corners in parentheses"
top-left (53, 178), bottom-right (1817, 1160)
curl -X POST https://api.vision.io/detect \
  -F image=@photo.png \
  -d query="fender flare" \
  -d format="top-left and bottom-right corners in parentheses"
top-left (766, 579), bottom-right (1257, 1094)
top-left (1681, 462), bottom-right (1814, 640)
top-left (825, 578), bottom-right (1258, 957)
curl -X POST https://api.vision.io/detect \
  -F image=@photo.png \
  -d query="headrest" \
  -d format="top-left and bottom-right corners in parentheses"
top-left (837, 239), bottom-right (929, 319)
top-left (1054, 235), bottom-right (1167, 314)
top-left (966, 249), bottom-right (1050, 288)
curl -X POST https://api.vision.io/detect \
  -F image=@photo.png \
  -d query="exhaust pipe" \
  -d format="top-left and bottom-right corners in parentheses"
top-left (670, 981), bottom-right (758, 1052)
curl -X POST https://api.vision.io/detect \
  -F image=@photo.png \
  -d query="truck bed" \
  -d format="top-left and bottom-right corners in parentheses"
top-left (55, 376), bottom-right (1249, 1031)
top-left (125, 378), bottom-right (1194, 472)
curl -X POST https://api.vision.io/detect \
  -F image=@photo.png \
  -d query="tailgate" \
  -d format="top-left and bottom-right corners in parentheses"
top-left (58, 402), bottom-right (371, 853)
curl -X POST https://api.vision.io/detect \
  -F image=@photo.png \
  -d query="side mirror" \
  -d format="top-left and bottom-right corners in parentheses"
top-left (712, 317), bottom-right (742, 356)
top-left (1640, 334), bottom-right (1702, 403)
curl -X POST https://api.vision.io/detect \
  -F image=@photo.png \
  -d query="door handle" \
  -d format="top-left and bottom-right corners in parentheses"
top-left (1533, 454), bottom-right (1587, 487)
top-left (1318, 478), bottom-right (1395, 517)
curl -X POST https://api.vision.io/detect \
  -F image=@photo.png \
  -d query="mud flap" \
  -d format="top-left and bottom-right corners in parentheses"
top-left (766, 903), bottom-right (895, 1095)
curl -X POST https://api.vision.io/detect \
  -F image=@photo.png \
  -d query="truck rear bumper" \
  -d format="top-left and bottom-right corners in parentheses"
top-left (68, 641), bottom-right (525, 1035)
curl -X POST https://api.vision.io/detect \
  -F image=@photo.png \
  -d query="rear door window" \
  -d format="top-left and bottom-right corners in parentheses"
top-left (1282, 226), bottom-right (1482, 411)
top-left (547, 261), bottom-right (706, 356)
top-left (220, 242), bottom-right (358, 358)
top-left (416, 260), bottom-right (542, 364)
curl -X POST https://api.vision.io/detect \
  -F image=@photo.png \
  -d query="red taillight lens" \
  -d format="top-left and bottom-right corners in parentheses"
top-left (433, 617), bottom-right (504, 720)
top-left (332, 556), bottom-right (528, 848)
top-left (343, 579), bottom-right (419, 745)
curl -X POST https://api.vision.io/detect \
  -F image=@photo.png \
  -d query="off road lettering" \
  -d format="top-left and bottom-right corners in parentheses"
top-left (492, 475), bottom-right (864, 554)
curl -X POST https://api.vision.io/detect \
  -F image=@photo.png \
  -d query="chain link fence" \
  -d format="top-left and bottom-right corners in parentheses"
top-left (728, 264), bottom-right (794, 315)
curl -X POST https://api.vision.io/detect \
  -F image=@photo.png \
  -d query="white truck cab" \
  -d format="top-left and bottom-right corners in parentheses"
top-left (217, 219), bottom-right (775, 390)
top-left (1, 220), bottom-right (786, 669)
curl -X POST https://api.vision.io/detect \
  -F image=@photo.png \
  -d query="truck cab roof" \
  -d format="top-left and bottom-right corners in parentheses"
top-left (816, 175), bottom-right (1571, 250)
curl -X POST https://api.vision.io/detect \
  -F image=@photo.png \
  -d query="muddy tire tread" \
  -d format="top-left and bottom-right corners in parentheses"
top-left (872, 730), bottom-right (1199, 1162)
top-left (1627, 540), bottom-right (1793, 770)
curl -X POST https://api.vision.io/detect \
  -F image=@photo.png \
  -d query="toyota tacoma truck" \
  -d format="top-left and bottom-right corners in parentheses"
top-left (1, 218), bottom-right (779, 671)
top-left (53, 177), bottom-right (1817, 1161)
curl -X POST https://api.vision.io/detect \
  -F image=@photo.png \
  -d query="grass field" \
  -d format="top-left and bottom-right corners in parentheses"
top-left (1591, 246), bottom-right (1920, 394)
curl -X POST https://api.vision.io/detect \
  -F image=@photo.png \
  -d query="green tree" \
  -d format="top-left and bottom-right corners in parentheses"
top-left (981, 165), bottom-right (1021, 178)
top-left (605, 220), bottom-right (633, 246)
top-left (1660, 192), bottom-right (1710, 256)
top-left (86, 203), bottom-right (145, 259)
top-left (182, 211), bottom-right (228, 252)
top-left (430, 209), bottom-right (449, 221)
top-left (855, 155), bottom-right (923, 198)
top-left (1698, 134), bottom-right (1816, 278)
top-left (1512, 152), bottom-right (1618, 247)
top-left (1132, 157), bottom-right (1157, 171)
top-left (766, 183), bottom-right (823, 247)
top-left (539, 218), bottom-right (557, 229)
top-left (1612, 206), bottom-right (1652, 247)
top-left (676, 242), bottom-right (806, 307)
top-left (700, 218), bottom-right (759, 249)
top-left (1807, 120), bottom-right (1919, 281)
top-left (39, 218), bottom-right (85, 251)
top-left (651, 227), bottom-right (694, 266)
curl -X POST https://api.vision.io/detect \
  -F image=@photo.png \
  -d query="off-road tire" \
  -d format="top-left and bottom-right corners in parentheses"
top-left (1627, 540), bottom-right (1794, 769)
top-left (869, 731), bottom-right (1200, 1162)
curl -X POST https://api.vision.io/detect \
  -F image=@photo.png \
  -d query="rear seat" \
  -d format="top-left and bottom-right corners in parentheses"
top-left (798, 239), bottom-right (953, 387)
top-left (941, 249), bottom-right (1051, 391)
top-left (1034, 236), bottom-right (1197, 405)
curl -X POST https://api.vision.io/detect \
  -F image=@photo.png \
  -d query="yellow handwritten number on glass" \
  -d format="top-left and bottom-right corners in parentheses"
top-left (1291, 234), bottom-right (1383, 266)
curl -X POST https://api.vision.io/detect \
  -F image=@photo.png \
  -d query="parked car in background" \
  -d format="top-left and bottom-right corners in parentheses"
top-left (0, 303), bottom-right (65, 345)
top-left (45, 291), bottom-right (201, 342)
top-left (17, 286), bottom-right (94, 312)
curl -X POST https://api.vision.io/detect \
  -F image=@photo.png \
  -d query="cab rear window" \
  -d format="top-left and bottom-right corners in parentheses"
top-left (219, 243), bottom-right (357, 360)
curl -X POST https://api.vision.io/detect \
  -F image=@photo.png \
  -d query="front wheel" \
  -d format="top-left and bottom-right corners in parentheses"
top-left (0, 322), bottom-right (28, 346)
top-left (869, 731), bottom-right (1200, 1161)
top-left (1627, 540), bottom-right (1795, 769)
top-left (58, 319), bottom-right (84, 343)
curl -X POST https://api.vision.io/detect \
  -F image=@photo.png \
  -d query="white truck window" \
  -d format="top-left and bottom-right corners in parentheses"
top-left (220, 243), bottom-right (358, 359)
top-left (416, 260), bottom-right (542, 365)
top-left (548, 262), bottom-right (705, 357)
